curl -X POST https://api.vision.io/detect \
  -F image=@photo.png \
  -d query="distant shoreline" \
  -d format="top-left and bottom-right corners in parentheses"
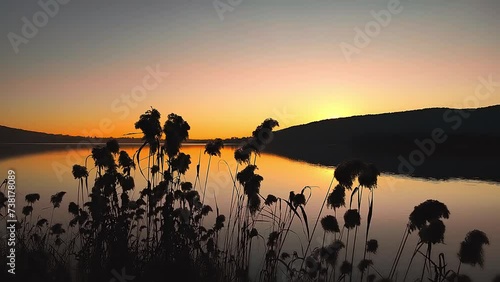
top-left (0, 141), bottom-right (241, 145)
top-left (0, 124), bottom-right (248, 145)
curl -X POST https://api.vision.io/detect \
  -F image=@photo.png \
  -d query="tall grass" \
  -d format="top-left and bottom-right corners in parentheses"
top-left (0, 108), bottom-right (497, 282)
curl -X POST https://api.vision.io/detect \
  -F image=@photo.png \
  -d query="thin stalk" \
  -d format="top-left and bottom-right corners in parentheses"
top-left (145, 153), bottom-right (152, 257)
top-left (391, 224), bottom-right (411, 279)
top-left (349, 227), bottom-right (358, 282)
top-left (420, 244), bottom-right (431, 282)
top-left (193, 149), bottom-right (202, 190)
top-left (201, 155), bottom-right (212, 205)
top-left (300, 173), bottom-right (336, 272)
top-left (360, 189), bottom-right (374, 282)
top-left (403, 241), bottom-right (424, 282)
top-left (276, 205), bottom-right (297, 259)
top-left (349, 186), bottom-right (364, 282)
top-left (223, 162), bottom-right (239, 250)
top-left (343, 229), bottom-right (351, 282)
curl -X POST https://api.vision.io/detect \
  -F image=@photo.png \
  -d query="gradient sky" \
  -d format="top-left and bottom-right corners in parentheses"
top-left (1, 0), bottom-right (499, 139)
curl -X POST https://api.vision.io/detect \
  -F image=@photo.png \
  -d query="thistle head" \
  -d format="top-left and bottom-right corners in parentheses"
top-left (344, 209), bottom-right (361, 229)
top-left (321, 215), bottom-right (340, 233)
top-left (204, 138), bottom-right (224, 157)
top-left (458, 229), bottom-right (490, 268)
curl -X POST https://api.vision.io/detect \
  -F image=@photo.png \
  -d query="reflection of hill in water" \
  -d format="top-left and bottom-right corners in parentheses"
top-left (265, 144), bottom-right (500, 182)
top-left (265, 106), bottom-right (500, 182)
top-left (2, 106), bottom-right (499, 182)
top-left (1, 143), bottom-right (499, 183)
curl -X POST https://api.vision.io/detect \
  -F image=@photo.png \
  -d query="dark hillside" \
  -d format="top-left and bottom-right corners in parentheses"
top-left (266, 106), bottom-right (500, 181)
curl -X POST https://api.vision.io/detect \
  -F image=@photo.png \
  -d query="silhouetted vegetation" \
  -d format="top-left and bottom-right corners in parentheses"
top-left (0, 108), bottom-right (497, 282)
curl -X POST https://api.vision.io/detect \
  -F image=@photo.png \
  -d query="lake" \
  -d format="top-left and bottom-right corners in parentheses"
top-left (0, 143), bottom-right (499, 281)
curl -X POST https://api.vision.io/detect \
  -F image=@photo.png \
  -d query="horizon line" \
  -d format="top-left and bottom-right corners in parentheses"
top-left (2, 104), bottom-right (499, 139)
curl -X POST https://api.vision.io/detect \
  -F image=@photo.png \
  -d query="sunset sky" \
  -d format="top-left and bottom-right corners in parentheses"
top-left (1, 0), bottom-right (499, 139)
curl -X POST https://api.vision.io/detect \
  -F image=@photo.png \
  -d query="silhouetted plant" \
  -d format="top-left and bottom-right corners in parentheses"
top-left (9, 108), bottom-right (495, 282)
top-left (409, 199), bottom-right (450, 232)
top-left (68, 202), bottom-right (79, 216)
top-left (135, 108), bottom-right (162, 152)
top-left (171, 152), bottom-right (191, 174)
top-left (366, 239), bottom-right (379, 254)
top-left (327, 184), bottom-right (346, 211)
top-left (202, 138), bottom-right (224, 204)
top-left (320, 240), bottom-right (344, 267)
top-left (305, 255), bottom-right (321, 278)
top-left (118, 150), bottom-right (135, 174)
top-left (358, 259), bottom-right (373, 273)
top-left (340, 260), bottom-right (353, 275)
top-left (249, 118), bottom-right (279, 154)
top-left (236, 165), bottom-right (257, 185)
top-left (234, 147), bottom-right (251, 164)
top-left (290, 191), bottom-right (306, 208)
top-left (0, 191), bottom-right (7, 212)
top-left (25, 193), bottom-right (40, 205)
top-left (22, 206), bottom-right (33, 216)
top-left (91, 146), bottom-right (115, 170)
top-left (446, 273), bottom-right (472, 282)
top-left (334, 160), bottom-right (364, 189)
top-left (163, 113), bottom-right (190, 158)
top-left (264, 194), bottom-right (277, 206)
top-left (457, 229), bottom-right (490, 277)
top-left (181, 181), bottom-right (193, 191)
top-left (50, 223), bottom-right (65, 235)
top-left (205, 138), bottom-right (224, 157)
top-left (72, 165), bottom-right (89, 179)
top-left (419, 219), bottom-right (446, 245)
top-left (72, 164), bottom-right (89, 205)
top-left (321, 215), bottom-right (340, 233)
top-left (418, 219), bottom-right (447, 281)
top-left (344, 209), bottom-right (361, 229)
top-left (50, 192), bottom-right (66, 208)
top-left (358, 163), bottom-right (379, 189)
top-left (106, 139), bottom-right (120, 154)
top-left (247, 193), bottom-right (261, 215)
top-left (395, 199), bottom-right (451, 282)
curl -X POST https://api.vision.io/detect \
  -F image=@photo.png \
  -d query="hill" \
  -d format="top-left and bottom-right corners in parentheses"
top-left (0, 125), bottom-right (244, 145)
top-left (265, 105), bottom-right (500, 181)
top-left (0, 125), bottom-right (142, 144)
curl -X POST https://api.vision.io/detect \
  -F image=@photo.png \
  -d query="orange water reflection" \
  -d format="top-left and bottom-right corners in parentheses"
top-left (0, 144), bottom-right (499, 280)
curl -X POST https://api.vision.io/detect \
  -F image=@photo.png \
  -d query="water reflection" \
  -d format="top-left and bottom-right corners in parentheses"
top-left (266, 143), bottom-right (500, 183)
top-left (0, 144), bottom-right (498, 281)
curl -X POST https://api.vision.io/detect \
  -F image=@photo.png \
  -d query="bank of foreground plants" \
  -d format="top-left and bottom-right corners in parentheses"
top-left (0, 108), bottom-right (496, 282)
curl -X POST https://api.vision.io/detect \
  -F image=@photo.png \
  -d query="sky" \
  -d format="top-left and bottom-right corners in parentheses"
top-left (1, 0), bottom-right (499, 139)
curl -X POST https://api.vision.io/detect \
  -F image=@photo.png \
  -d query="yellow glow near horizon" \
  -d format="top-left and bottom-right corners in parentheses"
top-left (1, 2), bottom-right (499, 139)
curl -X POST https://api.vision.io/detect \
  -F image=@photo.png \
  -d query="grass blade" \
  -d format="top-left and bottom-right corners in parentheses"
top-left (299, 205), bottom-right (310, 239)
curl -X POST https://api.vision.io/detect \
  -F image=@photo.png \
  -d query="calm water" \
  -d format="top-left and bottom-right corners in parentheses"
top-left (1, 144), bottom-right (499, 281)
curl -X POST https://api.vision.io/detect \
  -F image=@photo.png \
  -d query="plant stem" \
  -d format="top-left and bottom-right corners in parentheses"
top-left (456, 261), bottom-right (462, 278)
top-left (300, 173), bottom-right (336, 273)
top-left (403, 241), bottom-right (424, 282)
top-left (201, 155), bottom-right (212, 205)
top-left (420, 243), bottom-right (431, 282)
top-left (391, 224), bottom-right (410, 279)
